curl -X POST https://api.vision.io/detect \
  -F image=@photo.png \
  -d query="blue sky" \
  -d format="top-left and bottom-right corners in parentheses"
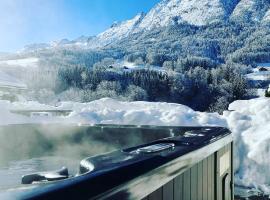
top-left (0, 0), bottom-right (160, 52)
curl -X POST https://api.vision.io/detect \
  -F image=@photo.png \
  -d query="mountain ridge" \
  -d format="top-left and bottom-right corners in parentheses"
top-left (21, 0), bottom-right (270, 52)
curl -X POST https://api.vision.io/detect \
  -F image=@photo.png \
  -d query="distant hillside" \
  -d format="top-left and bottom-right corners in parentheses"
top-left (2, 0), bottom-right (268, 113)
top-left (20, 0), bottom-right (269, 53)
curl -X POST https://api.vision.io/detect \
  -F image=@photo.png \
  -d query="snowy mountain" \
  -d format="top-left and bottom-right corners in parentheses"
top-left (22, 43), bottom-right (51, 52)
top-left (231, 0), bottom-right (270, 23)
top-left (95, 12), bottom-right (145, 46)
top-left (22, 36), bottom-right (95, 52)
top-left (51, 36), bottom-right (95, 48)
top-left (21, 0), bottom-right (270, 52)
top-left (80, 0), bottom-right (241, 46)
top-left (137, 0), bottom-right (239, 29)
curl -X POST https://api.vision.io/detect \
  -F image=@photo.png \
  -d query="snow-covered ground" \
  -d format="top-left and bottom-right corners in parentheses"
top-left (1, 97), bottom-right (270, 195)
top-left (0, 57), bottom-right (39, 68)
top-left (111, 60), bottom-right (166, 72)
top-left (0, 71), bottom-right (27, 89)
top-left (0, 98), bottom-right (226, 127)
top-left (245, 64), bottom-right (270, 81)
top-left (246, 71), bottom-right (270, 81)
top-left (257, 88), bottom-right (266, 97)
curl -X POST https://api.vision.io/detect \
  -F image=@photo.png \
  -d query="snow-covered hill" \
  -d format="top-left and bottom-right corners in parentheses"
top-left (95, 13), bottom-right (145, 46)
top-left (137, 0), bottom-right (239, 29)
top-left (21, 36), bottom-right (95, 52)
top-left (263, 9), bottom-right (270, 23)
top-left (0, 71), bottom-right (27, 89)
top-left (0, 57), bottom-right (39, 68)
top-left (20, 0), bottom-right (270, 52)
top-left (72, 0), bottom-right (240, 47)
top-left (231, 0), bottom-right (270, 23)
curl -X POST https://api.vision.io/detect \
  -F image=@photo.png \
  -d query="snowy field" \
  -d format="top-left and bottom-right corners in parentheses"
top-left (246, 63), bottom-right (270, 81)
top-left (0, 97), bottom-right (270, 195)
top-left (109, 60), bottom-right (166, 72)
top-left (0, 57), bottom-right (39, 68)
top-left (0, 71), bottom-right (27, 89)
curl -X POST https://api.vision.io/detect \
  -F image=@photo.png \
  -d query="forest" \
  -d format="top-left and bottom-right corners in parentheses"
top-left (24, 20), bottom-right (270, 113)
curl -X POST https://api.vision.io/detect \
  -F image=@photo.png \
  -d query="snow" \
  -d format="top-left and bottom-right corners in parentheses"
top-left (0, 71), bottom-right (27, 89)
top-left (66, 98), bottom-right (227, 126)
top-left (0, 98), bottom-right (227, 127)
top-left (112, 60), bottom-right (166, 72)
top-left (257, 89), bottom-right (266, 97)
top-left (137, 0), bottom-right (233, 28)
top-left (231, 0), bottom-right (270, 22)
top-left (21, 43), bottom-right (51, 52)
top-left (245, 64), bottom-right (270, 81)
top-left (121, 61), bottom-right (143, 69)
top-left (263, 9), bottom-right (270, 23)
top-left (246, 71), bottom-right (270, 81)
top-left (1, 96), bottom-right (270, 193)
top-left (0, 57), bottom-right (39, 68)
top-left (96, 12), bottom-right (145, 46)
top-left (17, 0), bottom-right (270, 53)
top-left (224, 97), bottom-right (270, 194)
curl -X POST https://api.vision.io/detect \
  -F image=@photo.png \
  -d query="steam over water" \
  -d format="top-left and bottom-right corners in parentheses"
top-left (0, 124), bottom-right (174, 191)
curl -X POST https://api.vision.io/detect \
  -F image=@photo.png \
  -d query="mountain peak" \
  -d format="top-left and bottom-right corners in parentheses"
top-left (138, 0), bottom-right (239, 29)
top-left (96, 12), bottom-right (145, 46)
top-left (231, 0), bottom-right (270, 23)
top-left (20, 0), bottom-right (270, 52)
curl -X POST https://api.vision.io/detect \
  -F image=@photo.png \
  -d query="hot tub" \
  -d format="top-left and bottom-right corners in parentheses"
top-left (0, 124), bottom-right (233, 200)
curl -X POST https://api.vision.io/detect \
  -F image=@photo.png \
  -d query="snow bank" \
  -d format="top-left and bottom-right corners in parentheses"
top-left (65, 98), bottom-right (227, 126)
top-left (0, 98), bottom-right (227, 127)
top-left (3, 97), bottom-right (270, 193)
top-left (224, 97), bottom-right (270, 194)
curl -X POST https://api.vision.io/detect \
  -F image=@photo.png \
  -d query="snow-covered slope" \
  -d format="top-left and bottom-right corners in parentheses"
top-left (19, 0), bottom-right (270, 51)
top-left (231, 0), bottom-right (270, 23)
top-left (22, 43), bottom-right (51, 52)
top-left (21, 36), bottom-right (95, 52)
top-left (0, 71), bottom-right (27, 89)
top-left (64, 0), bottom-right (241, 47)
top-left (50, 36), bottom-right (95, 48)
top-left (95, 12), bottom-right (145, 46)
top-left (262, 9), bottom-right (270, 23)
top-left (138, 0), bottom-right (239, 29)
top-left (0, 57), bottom-right (39, 68)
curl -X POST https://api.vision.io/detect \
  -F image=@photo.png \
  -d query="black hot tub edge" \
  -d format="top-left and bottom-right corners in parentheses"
top-left (4, 126), bottom-right (232, 200)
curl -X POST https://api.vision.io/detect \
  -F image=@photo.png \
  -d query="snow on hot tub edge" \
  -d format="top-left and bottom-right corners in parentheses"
top-left (224, 97), bottom-right (270, 194)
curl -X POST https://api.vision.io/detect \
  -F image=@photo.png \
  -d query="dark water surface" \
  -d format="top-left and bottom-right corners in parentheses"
top-left (0, 124), bottom-right (186, 191)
